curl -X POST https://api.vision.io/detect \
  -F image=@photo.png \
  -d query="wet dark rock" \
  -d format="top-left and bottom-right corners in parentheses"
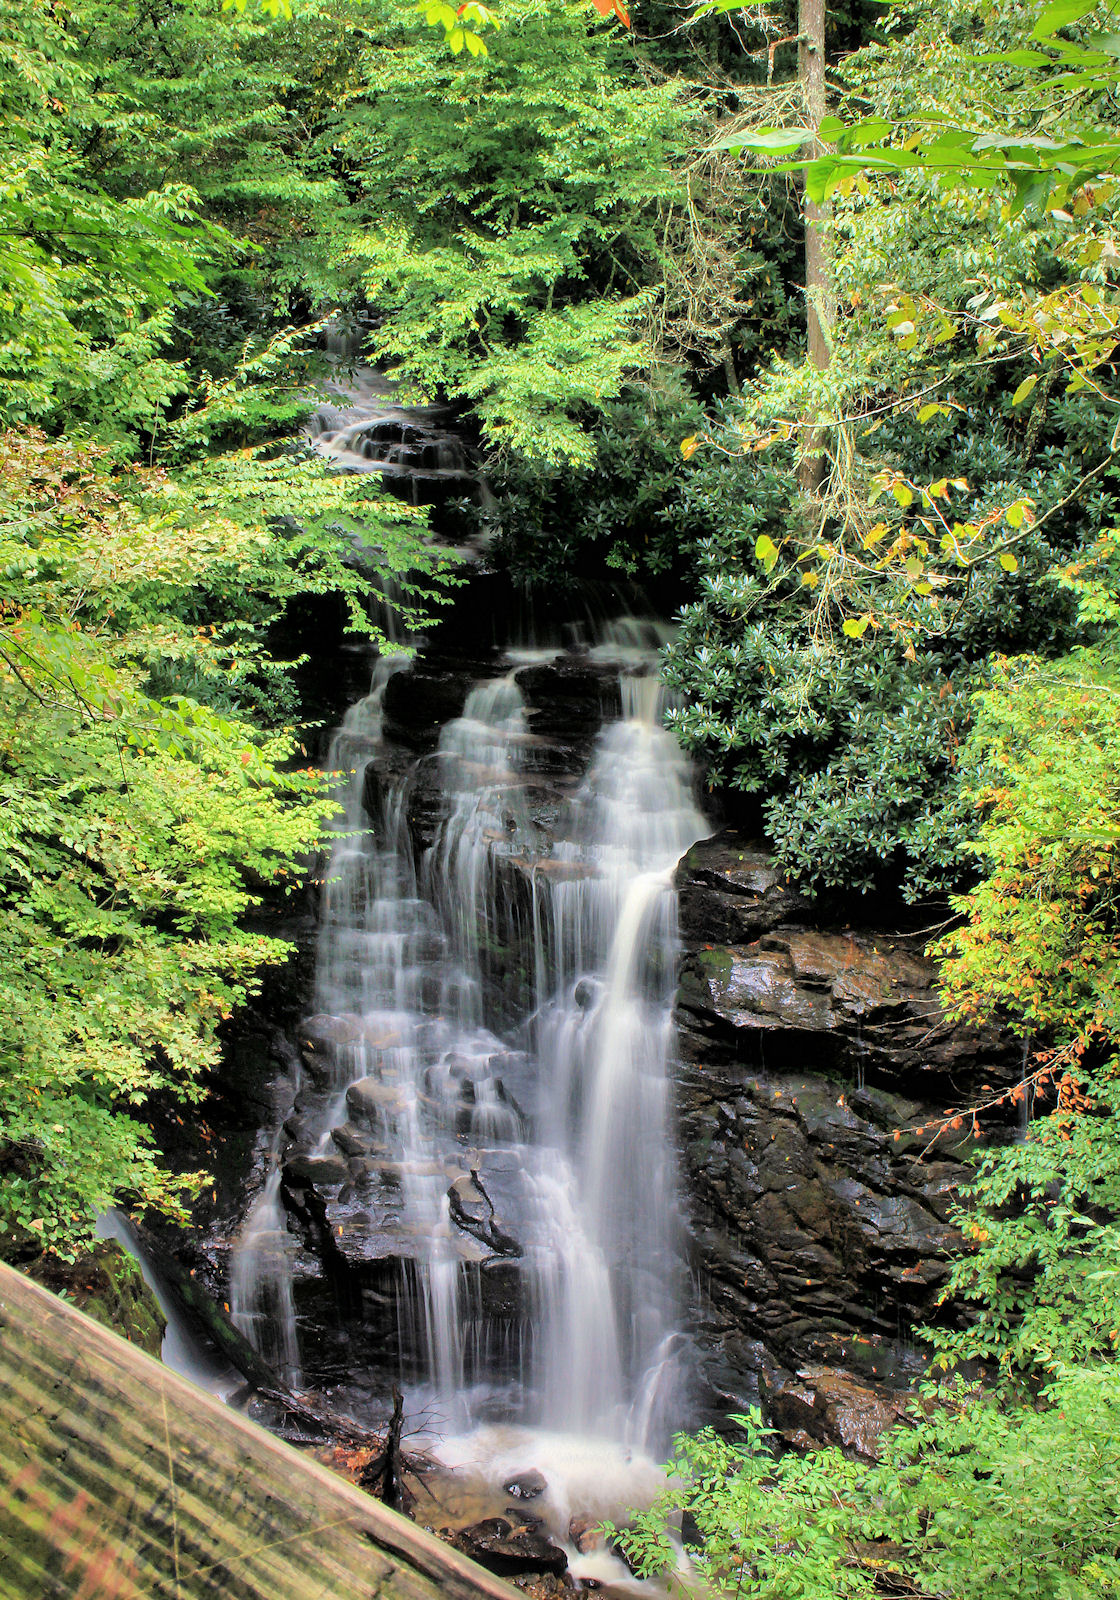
top-left (331, 1122), bottom-right (374, 1158)
top-left (677, 838), bottom-right (804, 947)
top-left (676, 833), bottom-right (1014, 1091)
top-left (760, 1366), bottom-right (914, 1460)
top-left (675, 829), bottom-right (1020, 1411)
top-left (283, 1152), bottom-right (350, 1187)
top-left (450, 1173), bottom-right (491, 1224)
top-left (515, 659), bottom-right (614, 771)
top-left (512, 1574), bottom-right (577, 1596)
top-left (506, 1507), bottom-right (546, 1528)
top-left (382, 665), bottom-right (483, 751)
top-left (282, 1112), bottom-right (316, 1147)
top-left (453, 1518), bottom-right (568, 1578)
top-left (573, 978), bottom-right (599, 1011)
top-left (24, 1241), bottom-right (166, 1358)
top-left (504, 1469), bottom-right (547, 1500)
top-left (448, 1171), bottom-right (523, 1258)
top-left (298, 1013), bottom-right (364, 1053)
top-left (346, 1076), bottom-right (407, 1123)
top-left (296, 1014), bottom-right (364, 1085)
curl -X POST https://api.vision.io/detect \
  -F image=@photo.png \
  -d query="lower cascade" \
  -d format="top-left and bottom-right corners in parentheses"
top-left (231, 626), bottom-right (708, 1523)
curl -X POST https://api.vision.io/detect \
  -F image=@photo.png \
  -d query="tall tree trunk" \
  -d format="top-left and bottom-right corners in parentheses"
top-left (798, 0), bottom-right (832, 494)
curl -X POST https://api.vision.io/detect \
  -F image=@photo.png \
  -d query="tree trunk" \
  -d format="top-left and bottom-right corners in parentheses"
top-left (0, 1262), bottom-right (519, 1600)
top-left (798, 0), bottom-right (832, 494)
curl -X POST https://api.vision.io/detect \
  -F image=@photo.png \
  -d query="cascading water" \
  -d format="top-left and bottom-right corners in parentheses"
top-left (231, 623), bottom-right (708, 1537)
top-left (529, 673), bottom-right (706, 1445)
top-left (303, 327), bottom-right (477, 503)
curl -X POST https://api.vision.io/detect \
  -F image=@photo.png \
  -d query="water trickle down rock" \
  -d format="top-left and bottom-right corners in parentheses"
top-left (527, 672), bottom-right (708, 1446)
top-left (306, 363), bottom-right (478, 506)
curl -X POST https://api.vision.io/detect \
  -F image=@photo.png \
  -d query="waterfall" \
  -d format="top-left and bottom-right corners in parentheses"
top-left (229, 657), bottom-right (409, 1387)
top-left (528, 674), bottom-right (707, 1444)
top-left (229, 1166), bottom-right (301, 1388)
top-left (230, 635), bottom-right (707, 1458)
top-left (303, 337), bottom-right (477, 502)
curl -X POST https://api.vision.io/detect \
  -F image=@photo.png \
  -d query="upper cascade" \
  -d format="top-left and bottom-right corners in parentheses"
top-left (305, 335), bottom-right (477, 504)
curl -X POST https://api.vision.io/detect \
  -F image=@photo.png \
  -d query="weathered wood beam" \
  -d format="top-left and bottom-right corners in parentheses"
top-left (0, 1262), bottom-right (520, 1600)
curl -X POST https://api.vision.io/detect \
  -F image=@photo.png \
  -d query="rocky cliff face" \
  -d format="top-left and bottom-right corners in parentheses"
top-left (674, 831), bottom-right (1018, 1442)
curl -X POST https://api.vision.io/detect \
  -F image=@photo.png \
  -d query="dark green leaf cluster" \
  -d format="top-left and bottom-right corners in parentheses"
top-left (461, 374), bottom-right (708, 584)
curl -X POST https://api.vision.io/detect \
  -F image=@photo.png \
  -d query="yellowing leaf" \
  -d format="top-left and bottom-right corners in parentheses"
top-left (999, 552), bottom-right (1019, 573)
top-left (1012, 373), bottom-right (1039, 406)
top-left (755, 534), bottom-right (780, 572)
top-left (892, 483), bottom-right (914, 509)
top-left (680, 435), bottom-right (699, 460)
top-left (843, 615), bottom-right (872, 639)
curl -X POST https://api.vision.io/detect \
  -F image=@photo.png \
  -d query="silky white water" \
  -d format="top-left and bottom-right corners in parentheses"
top-left (231, 636), bottom-right (708, 1470)
top-left (529, 673), bottom-right (707, 1443)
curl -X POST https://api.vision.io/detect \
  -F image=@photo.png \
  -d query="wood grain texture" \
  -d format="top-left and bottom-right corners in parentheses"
top-left (0, 1262), bottom-right (520, 1600)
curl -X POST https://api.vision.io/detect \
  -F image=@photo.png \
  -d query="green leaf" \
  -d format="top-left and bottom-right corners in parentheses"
top-left (973, 48), bottom-right (1053, 64)
top-left (1032, 0), bottom-right (1100, 38)
top-left (716, 127), bottom-right (814, 156)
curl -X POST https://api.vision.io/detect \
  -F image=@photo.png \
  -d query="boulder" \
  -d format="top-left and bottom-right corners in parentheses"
top-left (503, 1470), bottom-right (547, 1501)
top-left (674, 829), bottom-right (1020, 1412)
top-left (283, 1153), bottom-right (350, 1187)
top-left (760, 1366), bottom-right (914, 1460)
top-left (451, 1518), bottom-right (568, 1578)
top-left (568, 1515), bottom-right (603, 1554)
top-left (346, 1077), bottom-right (407, 1124)
top-left (382, 666), bottom-right (478, 751)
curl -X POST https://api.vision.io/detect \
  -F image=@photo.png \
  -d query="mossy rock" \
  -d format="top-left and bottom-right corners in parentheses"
top-left (24, 1240), bottom-right (166, 1357)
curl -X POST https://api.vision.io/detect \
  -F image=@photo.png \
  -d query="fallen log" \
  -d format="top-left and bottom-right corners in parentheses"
top-left (0, 1262), bottom-right (519, 1600)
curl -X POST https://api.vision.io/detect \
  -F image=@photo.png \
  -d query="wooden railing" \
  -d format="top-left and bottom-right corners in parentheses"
top-left (0, 1262), bottom-right (520, 1600)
